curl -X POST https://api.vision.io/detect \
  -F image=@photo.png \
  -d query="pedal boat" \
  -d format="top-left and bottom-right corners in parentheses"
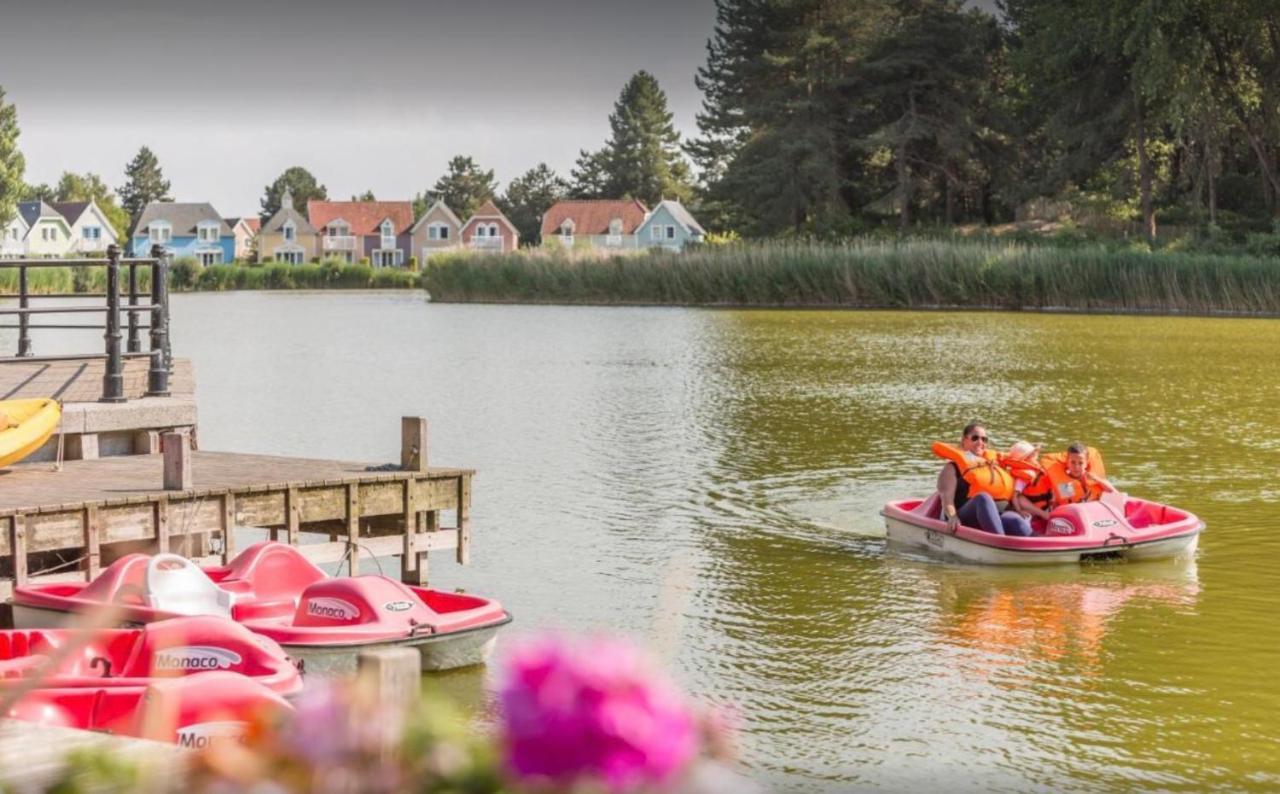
top-left (881, 493), bottom-right (1202, 565)
top-left (0, 616), bottom-right (302, 697)
top-left (4, 671), bottom-right (293, 747)
top-left (12, 541), bottom-right (512, 677)
top-left (0, 398), bottom-right (60, 468)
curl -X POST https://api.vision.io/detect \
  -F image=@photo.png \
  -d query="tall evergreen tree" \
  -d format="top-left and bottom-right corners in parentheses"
top-left (569, 149), bottom-right (611, 198)
top-left (54, 171), bottom-right (130, 240)
top-left (260, 166), bottom-right (327, 223)
top-left (502, 163), bottom-right (569, 244)
top-left (430, 156), bottom-right (498, 220)
top-left (118, 146), bottom-right (171, 230)
top-left (598, 71), bottom-right (692, 205)
top-left (0, 87), bottom-right (25, 234)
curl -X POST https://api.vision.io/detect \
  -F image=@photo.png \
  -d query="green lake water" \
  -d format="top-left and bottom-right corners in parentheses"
top-left (25, 293), bottom-right (1280, 791)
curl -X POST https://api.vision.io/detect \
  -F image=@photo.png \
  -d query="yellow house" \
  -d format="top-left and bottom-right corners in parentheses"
top-left (9, 201), bottom-right (73, 257)
top-left (257, 190), bottom-right (318, 264)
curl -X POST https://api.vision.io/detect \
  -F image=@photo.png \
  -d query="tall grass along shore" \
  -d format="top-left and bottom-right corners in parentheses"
top-left (3, 239), bottom-right (1279, 316)
top-left (421, 239), bottom-right (1280, 316)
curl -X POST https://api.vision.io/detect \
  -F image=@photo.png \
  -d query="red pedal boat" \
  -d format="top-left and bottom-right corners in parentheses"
top-left (881, 493), bottom-right (1203, 565)
top-left (0, 616), bottom-right (302, 696)
top-left (12, 542), bottom-right (512, 676)
top-left (5, 671), bottom-right (292, 747)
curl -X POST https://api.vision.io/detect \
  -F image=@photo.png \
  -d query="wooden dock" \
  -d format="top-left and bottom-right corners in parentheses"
top-left (1, 419), bottom-right (473, 599)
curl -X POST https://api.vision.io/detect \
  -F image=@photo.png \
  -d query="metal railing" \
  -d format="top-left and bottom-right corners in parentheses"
top-left (0, 244), bottom-right (172, 402)
top-left (322, 235), bottom-right (357, 251)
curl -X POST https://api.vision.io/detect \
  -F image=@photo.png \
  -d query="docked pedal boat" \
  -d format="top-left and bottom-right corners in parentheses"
top-left (4, 671), bottom-right (293, 747)
top-left (881, 493), bottom-right (1202, 565)
top-left (0, 398), bottom-right (60, 468)
top-left (12, 541), bottom-right (512, 676)
top-left (0, 616), bottom-right (302, 697)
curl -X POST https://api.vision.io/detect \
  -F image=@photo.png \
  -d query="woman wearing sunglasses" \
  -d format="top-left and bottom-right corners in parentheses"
top-left (933, 422), bottom-right (1033, 536)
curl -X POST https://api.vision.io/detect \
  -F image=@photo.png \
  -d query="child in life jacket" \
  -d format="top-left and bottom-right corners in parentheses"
top-left (1017, 441), bottom-right (1115, 522)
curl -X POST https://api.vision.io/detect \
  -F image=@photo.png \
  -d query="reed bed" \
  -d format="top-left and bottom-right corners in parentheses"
top-left (420, 239), bottom-right (1280, 315)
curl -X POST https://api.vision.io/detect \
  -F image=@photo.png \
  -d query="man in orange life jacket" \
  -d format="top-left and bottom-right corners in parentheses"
top-left (937, 422), bottom-right (1033, 536)
top-left (1016, 441), bottom-right (1114, 522)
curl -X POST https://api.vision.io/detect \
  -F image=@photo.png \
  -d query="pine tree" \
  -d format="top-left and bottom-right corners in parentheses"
top-left (0, 87), bottom-right (25, 234)
top-left (430, 156), bottom-right (498, 220)
top-left (260, 167), bottom-right (327, 223)
top-left (118, 146), bottom-right (172, 230)
top-left (570, 149), bottom-right (611, 198)
top-left (502, 163), bottom-right (569, 244)
top-left (599, 71), bottom-right (692, 205)
top-left (54, 171), bottom-right (131, 240)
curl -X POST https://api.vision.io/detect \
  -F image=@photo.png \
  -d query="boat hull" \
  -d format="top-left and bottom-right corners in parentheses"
top-left (884, 513), bottom-right (1201, 565)
top-left (285, 616), bottom-right (510, 679)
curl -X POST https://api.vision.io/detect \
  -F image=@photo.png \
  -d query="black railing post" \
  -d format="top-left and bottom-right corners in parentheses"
top-left (17, 264), bottom-right (32, 356)
top-left (126, 261), bottom-right (141, 353)
top-left (146, 245), bottom-right (170, 397)
top-left (101, 245), bottom-right (125, 402)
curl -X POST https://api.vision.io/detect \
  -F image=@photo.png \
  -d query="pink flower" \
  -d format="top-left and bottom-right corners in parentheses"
top-left (499, 635), bottom-right (700, 793)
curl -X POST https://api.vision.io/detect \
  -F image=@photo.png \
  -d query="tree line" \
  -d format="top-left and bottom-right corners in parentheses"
top-left (6, 1), bottom-right (1280, 247)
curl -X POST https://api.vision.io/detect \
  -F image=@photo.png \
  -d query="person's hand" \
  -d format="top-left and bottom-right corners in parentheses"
top-left (945, 513), bottom-right (960, 533)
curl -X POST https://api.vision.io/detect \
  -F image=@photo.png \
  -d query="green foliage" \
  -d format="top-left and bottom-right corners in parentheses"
top-left (118, 146), bottom-right (172, 230)
top-left (53, 171), bottom-right (131, 240)
top-left (351, 189), bottom-right (376, 201)
top-left (170, 256), bottom-right (201, 289)
top-left (21, 182), bottom-right (55, 202)
top-left (572, 72), bottom-right (693, 205)
top-left (0, 86), bottom-right (25, 233)
top-left (260, 166), bottom-right (327, 224)
top-left (426, 156), bottom-right (498, 221)
top-left (502, 162), bottom-right (569, 244)
top-left (174, 262), bottom-right (421, 291)
top-left (420, 238), bottom-right (1280, 315)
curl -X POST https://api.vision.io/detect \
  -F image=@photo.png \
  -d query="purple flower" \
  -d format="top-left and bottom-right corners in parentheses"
top-left (499, 635), bottom-right (700, 792)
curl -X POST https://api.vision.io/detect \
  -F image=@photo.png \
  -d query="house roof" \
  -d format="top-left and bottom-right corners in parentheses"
top-left (649, 200), bottom-right (706, 236)
top-left (409, 199), bottom-right (463, 233)
top-left (51, 201), bottom-right (92, 225)
top-left (17, 201), bottom-right (63, 228)
top-left (307, 200), bottom-right (413, 235)
top-left (224, 217), bottom-right (262, 234)
top-left (540, 199), bottom-right (649, 237)
top-left (464, 199), bottom-right (519, 236)
top-left (135, 202), bottom-right (232, 235)
top-left (261, 206), bottom-right (315, 235)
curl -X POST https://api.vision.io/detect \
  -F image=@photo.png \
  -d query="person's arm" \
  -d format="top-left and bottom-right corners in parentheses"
top-left (937, 465), bottom-right (960, 532)
top-left (1014, 492), bottom-right (1052, 521)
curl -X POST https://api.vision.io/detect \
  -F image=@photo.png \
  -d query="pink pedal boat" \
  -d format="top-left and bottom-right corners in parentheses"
top-left (0, 616), bottom-right (302, 697)
top-left (12, 541), bottom-right (512, 676)
top-left (881, 493), bottom-right (1203, 565)
top-left (5, 671), bottom-right (292, 747)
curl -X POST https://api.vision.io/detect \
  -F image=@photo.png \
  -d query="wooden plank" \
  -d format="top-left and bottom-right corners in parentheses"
top-left (286, 487), bottom-right (300, 545)
top-left (83, 504), bottom-right (101, 579)
top-left (162, 432), bottom-right (191, 490)
top-left (8, 517), bottom-right (26, 587)
top-left (456, 474), bottom-right (471, 565)
top-left (401, 480), bottom-right (427, 585)
top-left (221, 492), bottom-right (236, 563)
top-left (401, 416), bottom-right (428, 472)
top-left (346, 483), bottom-right (359, 576)
top-left (295, 532), bottom-right (457, 568)
top-left (358, 648), bottom-right (421, 711)
top-left (154, 497), bottom-right (169, 553)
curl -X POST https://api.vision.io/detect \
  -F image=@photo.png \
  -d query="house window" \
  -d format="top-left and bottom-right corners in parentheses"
top-left (474, 225), bottom-right (487, 238)
top-left (374, 250), bottom-right (402, 267)
top-left (283, 222), bottom-right (296, 242)
top-left (42, 228), bottom-right (51, 241)
top-left (666, 226), bottom-right (676, 240)
top-left (277, 250), bottom-right (303, 265)
top-left (198, 250), bottom-right (223, 266)
top-left (428, 224), bottom-right (449, 241)
top-left (83, 226), bottom-right (101, 240)
top-left (151, 224), bottom-right (172, 243)
top-left (651, 225), bottom-right (661, 240)
top-left (488, 223), bottom-right (499, 237)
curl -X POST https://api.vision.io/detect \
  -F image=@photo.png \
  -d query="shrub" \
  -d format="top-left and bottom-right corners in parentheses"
top-left (170, 256), bottom-right (201, 289)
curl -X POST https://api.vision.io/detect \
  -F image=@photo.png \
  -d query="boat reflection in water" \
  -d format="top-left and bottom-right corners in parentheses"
top-left (928, 558), bottom-right (1200, 679)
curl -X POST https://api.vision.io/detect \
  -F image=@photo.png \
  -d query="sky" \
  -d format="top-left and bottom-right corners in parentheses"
top-left (0, 0), bottom-right (719, 215)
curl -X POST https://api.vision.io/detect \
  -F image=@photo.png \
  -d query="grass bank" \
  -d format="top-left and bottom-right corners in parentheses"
top-left (419, 239), bottom-right (1280, 315)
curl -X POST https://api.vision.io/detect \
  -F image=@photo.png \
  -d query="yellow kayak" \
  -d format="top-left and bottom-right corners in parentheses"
top-left (0, 399), bottom-right (61, 468)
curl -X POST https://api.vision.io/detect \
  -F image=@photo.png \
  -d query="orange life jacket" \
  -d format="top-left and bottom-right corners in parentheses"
top-left (932, 442), bottom-right (1015, 502)
top-left (1037, 447), bottom-right (1108, 506)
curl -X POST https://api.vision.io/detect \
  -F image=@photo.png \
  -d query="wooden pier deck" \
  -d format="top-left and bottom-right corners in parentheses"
top-left (1, 437), bottom-right (472, 598)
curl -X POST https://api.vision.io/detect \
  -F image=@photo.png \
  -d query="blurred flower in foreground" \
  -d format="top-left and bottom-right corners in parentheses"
top-left (499, 635), bottom-right (704, 793)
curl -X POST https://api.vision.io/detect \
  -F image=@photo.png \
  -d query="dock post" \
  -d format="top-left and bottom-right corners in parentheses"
top-left (346, 483), bottom-right (360, 576)
top-left (401, 416), bottom-right (428, 472)
top-left (456, 475), bottom-right (471, 565)
top-left (162, 432), bottom-right (191, 490)
top-left (126, 261), bottom-right (141, 353)
top-left (17, 264), bottom-right (31, 357)
top-left (401, 480), bottom-right (427, 585)
top-left (358, 647), bottom-right (420, 712)
top-left (101, 245), bottom-right (125, 403)
top-left (146, 245), bottom-right (170, 397)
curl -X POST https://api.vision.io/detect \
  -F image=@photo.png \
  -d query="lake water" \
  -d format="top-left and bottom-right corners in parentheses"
top-left (17, 292), bottom-right (1280, 790)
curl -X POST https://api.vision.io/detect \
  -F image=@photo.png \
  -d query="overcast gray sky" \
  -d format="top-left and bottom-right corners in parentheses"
top-left (1, 0), bottom-right (718, 214)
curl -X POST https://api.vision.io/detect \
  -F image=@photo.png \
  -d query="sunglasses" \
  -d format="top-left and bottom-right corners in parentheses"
top-left (968, 434), bottom-right (988, 442)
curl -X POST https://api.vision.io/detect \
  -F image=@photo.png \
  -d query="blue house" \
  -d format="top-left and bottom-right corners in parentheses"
top-left (635, 200), bottom-right (706, 252)
top-left (131, 202), bottom-right (235, 264)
